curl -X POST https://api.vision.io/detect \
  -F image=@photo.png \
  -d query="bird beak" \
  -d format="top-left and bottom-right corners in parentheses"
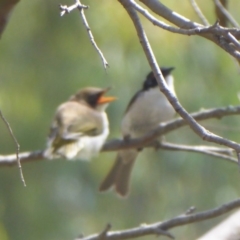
top-left (97, 87), bottom-right (117, 104)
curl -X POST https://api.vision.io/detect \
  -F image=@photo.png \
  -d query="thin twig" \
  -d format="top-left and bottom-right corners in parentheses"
top-left (0, 110), bottom-right (26, 186)
top-left (160, 142), bottom-right (237, 164)
top-left (59, 2), bottom-right (88, 16)
top-left (78, 0), bottom-right (108, 69)
top-left (138, 0), bottom-right (240, 60)
top-left (0, 143), bottom-right (236, 167)
top-left (130, 0), bottom-right (240, 61)
top-left (130, 0), bottom-right (240, 50)
top-left (189, 0), bottom-right (209, 26)
top-left (213, 0), bottom-right (239, 28)
top-left (59, 0), bottom-right (109, 69)
top-left (75, 198), bottom-right (240, 240)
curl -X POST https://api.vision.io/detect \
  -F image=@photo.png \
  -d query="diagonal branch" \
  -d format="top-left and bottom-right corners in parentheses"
top-left (128, 0), bottom-right (240, 40)
top-left (138, 0), bottom-right (240, 60)
top-left (118, 0), bottom-right (240, 156)
top-left (75, 198), bottom-right (240, 240)
top-left (189, 0), bottom-right (209, 26)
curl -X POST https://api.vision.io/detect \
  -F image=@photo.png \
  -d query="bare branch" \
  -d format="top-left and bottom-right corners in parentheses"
top-left (0, 110), bottom-right (26, 186)
top-left (213, 0), bottom-right (239, 28)
top-left (75, 198), bottom-right (240, 240)
top-left (189, 0), bottom-right (209, 26)
top-left (59, 1), bottom-right (88, 16)
top-left (226, 32), bottom-right (240, 51)
top-left (129, 0), bottom-right (240, 40)
top-left (138, 0), bottom-right (240, 60)
top-left (60, 0), bottom-right (109, 69)
top-left (160, 142), bottom-right (237, 164)
top-left (1, 105), bottom-right (240, 166)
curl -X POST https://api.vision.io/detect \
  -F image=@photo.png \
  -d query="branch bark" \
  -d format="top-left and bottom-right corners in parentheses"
top-left (75, 198), bottom-right (240, 240)
top-left (139, 0), bottom-right (240, 60)
top-left (0, 106), bottom-right (239, 166)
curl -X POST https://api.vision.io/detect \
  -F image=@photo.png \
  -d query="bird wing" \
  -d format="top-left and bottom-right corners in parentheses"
top-left (56, 101), bottom-right (104, 138)
top-left (47, 101), bottom-right (104, 153)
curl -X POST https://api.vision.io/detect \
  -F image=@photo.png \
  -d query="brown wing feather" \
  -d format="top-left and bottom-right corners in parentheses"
top-left (48, 101), bottom-right (104, 153)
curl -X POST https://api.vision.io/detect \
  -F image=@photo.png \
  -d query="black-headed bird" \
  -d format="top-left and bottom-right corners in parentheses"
top-left (99, 67), bottom-right (176, 196)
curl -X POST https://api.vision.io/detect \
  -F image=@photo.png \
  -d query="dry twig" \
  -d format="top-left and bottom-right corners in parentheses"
top-left (0, 110), bottom-right (26, 186)
top-left (60, 0), bottom-right (109, 69)
top-left (138, 0), bottom-right (240, 60)
top-left (189, 0), bottom-right (209, 26)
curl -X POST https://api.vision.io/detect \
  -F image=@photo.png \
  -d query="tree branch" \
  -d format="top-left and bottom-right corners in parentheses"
top-left (1, 106), bottom-right (240, 166)
top-left (75, 198), bottom-right (240, 240)
top-left (60, 0), bottom-right (109, 69)
top-left (129, 0), bottom-right (240, 46)
top-left (138, 0), bottom-right (240, 60)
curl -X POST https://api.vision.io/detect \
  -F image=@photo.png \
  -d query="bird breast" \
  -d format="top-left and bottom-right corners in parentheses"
top-left (121, 87), bottom-right (175, 138)
top-left (75, 112), bottom-right (109, 160)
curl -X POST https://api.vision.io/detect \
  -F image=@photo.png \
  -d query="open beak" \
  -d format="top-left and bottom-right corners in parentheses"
top-left (97, 87), bottom-right (117, 104)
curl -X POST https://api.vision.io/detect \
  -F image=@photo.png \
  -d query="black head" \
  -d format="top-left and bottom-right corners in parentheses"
top-left (143, 67), bottom-right (175, 90)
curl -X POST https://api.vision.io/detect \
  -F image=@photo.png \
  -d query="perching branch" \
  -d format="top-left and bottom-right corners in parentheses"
top-left (59, 0), bottom-right (109, 69)
top-left (0, 105), bottom-right (240, 166)
top-left (75, 198), bottom-right (240, 240)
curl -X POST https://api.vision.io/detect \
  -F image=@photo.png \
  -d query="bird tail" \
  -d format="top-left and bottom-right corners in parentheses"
top-left (99, 149), bottom-right (138, 197)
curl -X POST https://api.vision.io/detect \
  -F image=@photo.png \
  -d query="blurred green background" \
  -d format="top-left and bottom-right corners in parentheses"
top-left (0, 0), bottom-right (240, 239)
